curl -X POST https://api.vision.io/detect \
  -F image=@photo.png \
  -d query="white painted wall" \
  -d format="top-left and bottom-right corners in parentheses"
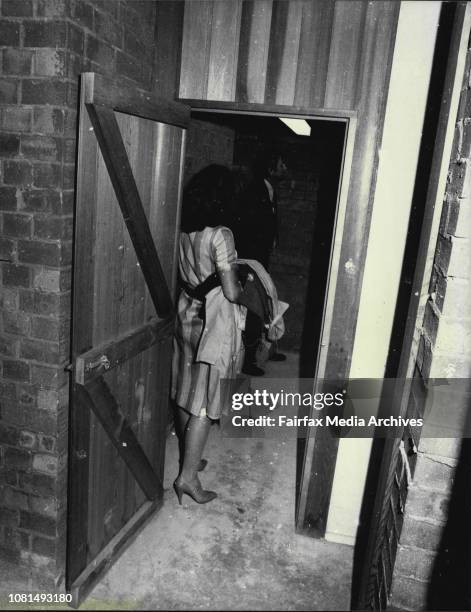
top-left (325, 1), bottom-right (442, 546)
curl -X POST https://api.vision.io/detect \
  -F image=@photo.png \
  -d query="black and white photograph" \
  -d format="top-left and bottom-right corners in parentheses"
top-left (0, 1), bottom-right (470, 610)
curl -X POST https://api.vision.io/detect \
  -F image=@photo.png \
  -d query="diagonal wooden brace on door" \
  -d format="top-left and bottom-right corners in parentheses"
top-left (86, 103), bottom-right (173, 319)
top-left (76, 377), bottom-right (162, 500)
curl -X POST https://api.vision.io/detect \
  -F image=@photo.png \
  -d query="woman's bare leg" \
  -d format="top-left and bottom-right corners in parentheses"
top-left (174, 406), bottom-right (207, 474)
top-left (180, 414), bottom-right (212, 482)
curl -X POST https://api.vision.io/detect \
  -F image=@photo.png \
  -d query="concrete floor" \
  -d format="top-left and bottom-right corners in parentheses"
top-left (87, 353), bottom-right (353, 610)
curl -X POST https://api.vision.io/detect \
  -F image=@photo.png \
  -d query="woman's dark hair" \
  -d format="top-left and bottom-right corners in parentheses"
top-left (180, 164), bottom-right (236, 233)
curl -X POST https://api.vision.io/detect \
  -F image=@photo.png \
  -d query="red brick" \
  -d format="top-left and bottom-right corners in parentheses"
top-left (31, 316), bottom-right (61, 341)
top-left (391, 575), bottom-right (429, 611)
top-left (86, 34), bottom-right (114, 66)
top-left (19, 511), bottom-right (56, 536)
top-left (21, 80), bottom-right (67, 106)
top-left (33, 48), bottom-right (66, 77)
top-left (33, 268), bottom-right (60, 292)
top-left (20, 135), bottom-right (61, 162)
top-left (2, 487), bottom-right (28, 511)
top-left (0, 336), bottom-right (18, 357)
top-left (32, 535), bottom-right (56, 558)
top-left (1, 107), bottom-right (32, 133)
top-left (32, 453), bottom-right (58, 475)
top-left (23, 21), bottom-right (66, 48)
top-left (20, 338), bottom-right (60, 365)
top-left (0, 508), bottom-right (19, 528)
top-left (94, 10), bottom-right (122, 47)
top-left (18, 472), bottom-right (55, 496)
top-left (37, 0), bottom-right (67, 18)
top-left (2, 264), bottom-right (31, 289)
top-left (2, 359), bottom-right (30, 382)
top-left (0, 134), bottom-right (20, 157)
top-left (19, 290), bottom-right (70, 317)
top-left (3, 311), bottom-right (31, 337)
top-left (29, 494), bottom-right (57, 518)
top-left (64, 110), bottom-right (76, 137)
top-left (0, 425), bottom-right (20, 446)
top-left (0, 22), bottom-right (20, 46)
top-left (413, 454), bottom-right (455, 493)
top-left (2, 213), bottom-right (32, 239)
top-left (0, 187), bottom-right (17, 211)
top-left (73, 0), bottom-right (94, 28)
top-left (0, 238), bottom-right (14, 261)
top-left (0, 79), bottom-right (18, 104)
top-left (2, 287), bottom-right (19, 310)
top-left (19, 189), bottom-right (61, 214)
top-left (124, 31), bottom-right (145, 60)
top-left (117, 51), bottom-right (137, 81)
top-left (63, 138), bottom-right (76, 163)
top-left (32, 107), bottom-right (64, 135)
top-left (67, 81), bottom-right (78, 106)
top-left (67, 22), bottom-right (84, 54)
top-left (0, 468), bottom-right (18, 487)
top-left (2, 48), bottom-right (33, 75)
top-left (4, 447), bottom-right (31, 471)
top-left (0, 381), bottom-right (16, 401)
top-left (95, 0), bottom-right (119, 19)
top-left (37, 434), bottom-right (56, 453)
top-left (2, 527), bottom-right (26, 552)
top-left (18, 385), bottom-right (36, 407)
top-left (31, 364), bottom-right (67, 389)
top-left (19, 430), bottom-right (37, 449)
top-left (32, 163), bottom-right (61, 188)
top-left (62, 163), bottom-right (75, 189)
top-left (18, 240), bottom-right (58, 267)
top-left (3, 161), bottom-right (33, 186)
top-left (2, 0), bottom-right (33, 16)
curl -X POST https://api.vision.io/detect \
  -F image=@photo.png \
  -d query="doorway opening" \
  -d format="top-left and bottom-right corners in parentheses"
top-left (167, 108), bottom-right (349, 535)
top-left (184, 110), bottom-right (346, 378)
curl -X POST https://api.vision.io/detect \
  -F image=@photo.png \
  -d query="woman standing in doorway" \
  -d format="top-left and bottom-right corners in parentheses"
top-left (171, 164), bottom-right (245, 505)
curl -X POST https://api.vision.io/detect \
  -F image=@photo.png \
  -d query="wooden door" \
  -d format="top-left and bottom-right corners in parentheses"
top-left (67, 73), bottom-right (189, 605)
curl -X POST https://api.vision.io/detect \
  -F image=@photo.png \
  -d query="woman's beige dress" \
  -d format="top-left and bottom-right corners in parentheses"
top-left (171, 226), bottom-right (245, 419)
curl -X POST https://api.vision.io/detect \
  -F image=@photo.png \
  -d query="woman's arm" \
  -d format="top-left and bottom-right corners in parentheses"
top-left (212, 228), bottom-right (242, 303)
top-left (218, 266), bottom-right (242, 303)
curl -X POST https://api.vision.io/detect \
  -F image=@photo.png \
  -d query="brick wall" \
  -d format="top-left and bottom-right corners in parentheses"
top-left (388, 31), bottom-right (471, 610)
top-left (0, 0), bottom-right (157, 591)
top-left (367, 30), bottom-right (471, 612)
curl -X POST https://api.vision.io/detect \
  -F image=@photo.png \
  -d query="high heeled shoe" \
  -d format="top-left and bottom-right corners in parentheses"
top-left (173, 475), bottom-right (217, 505)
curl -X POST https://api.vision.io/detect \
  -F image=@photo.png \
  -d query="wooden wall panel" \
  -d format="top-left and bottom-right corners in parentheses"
top-left (274, 1), bottom-right (303, 106)
top-left (207, 0), bottom-right (243, 101)
top-left (236, 0), bottom-right (273, 103)
top-left (294, 0), bottom-right (334, 108)
top-left (179, 1), bottom-right (213, 99)
top-left (323, 1), bottom-right (367, 109)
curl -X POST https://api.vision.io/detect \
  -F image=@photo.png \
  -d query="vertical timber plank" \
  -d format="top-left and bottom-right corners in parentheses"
top-left (236, 0), bottom-right (273, 104)
top-left (154, 1), bottom-right (185, 99)
top-left (179, 1), bottom-right (214, 99)
top-left (274, 1), bottom-right (303, 106)
top-left (207, 0), bottom-right (243, 101)
top-left (68, 84), bottom-right (98, 584)
top-left (324, 0), bottom-right (367, 110)
top-left (294, 0), bottom-right (335, 108)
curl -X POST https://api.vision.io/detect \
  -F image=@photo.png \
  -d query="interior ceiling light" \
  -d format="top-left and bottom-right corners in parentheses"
top-left (279, 117), bottom-right (311, 136)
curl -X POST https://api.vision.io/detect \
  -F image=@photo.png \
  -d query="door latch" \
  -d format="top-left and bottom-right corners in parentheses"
top-left (85, 354), bottom-right (111, 372)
